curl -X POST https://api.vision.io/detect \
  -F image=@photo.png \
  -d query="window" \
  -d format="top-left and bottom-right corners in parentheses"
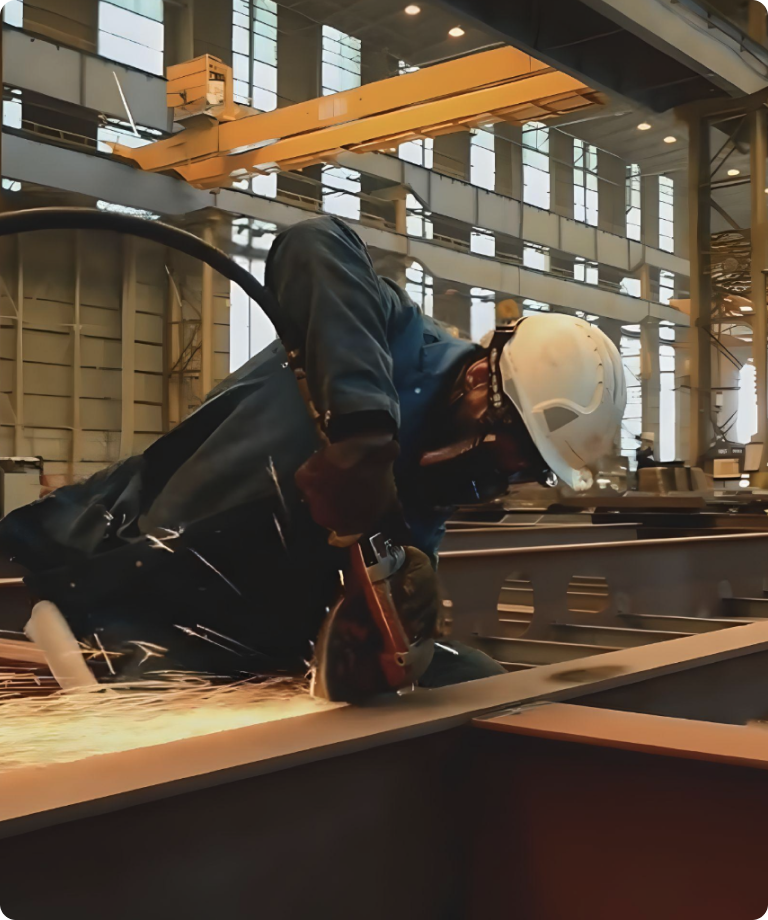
top-left (737, 360), bottom-right (758, 446)
top-left (660, 270), bottom-right (674, 306)
top-left (522, 122), bottom-right (550, 209)
top-left (620, 277), bottom-right (642, 298)
top-left (659, 324), bottom-right (676, 462)
top-left (3, 87), bottom-right (21, 129)
top-left (398, 62), bottom-right (434, 168)
top-left (405, 262), bottom-right (433, 317)
top-left (3, 0), bottom-right (22, 26)
top-left (322, 26), bottom-right (361, 95)
top-left (574, 138), bottom-right (598, 226)
top-left (232, 0), bottom-right (278, 198)
top-left (470, 128), bottom-right (495, 191)
top-left (233, 0), bottom-right (278, 111)
top-left (575, 257), bottom-right (598, 285)
top-left (471, 229), bottom-right (495, 257)
top-left (523, 243), bottom-right (550, 272)
top-left (97, 117), bottom-right (163, 154)
top-left (626, 164), bottom-right (641, 241)
top-left (99, 0), bottom-right (164, 76)
top-left (322, 166), bottom-right (362, 220)
top-left (406, 194), bottom-right (433, 239)
top-left (470, 288), bottom-right (496, 343)
top-left (230, 219), bottom-right (278, 371)
top-left (620, 326), bottom-right (642, 462)
top-left (322, 27), bottom-right (361, 220)
top-left (659, 176), bottom-right (675, 253)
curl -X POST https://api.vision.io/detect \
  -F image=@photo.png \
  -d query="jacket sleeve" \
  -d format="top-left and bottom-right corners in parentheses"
top-left (265, 216), bottom-right (401, 437)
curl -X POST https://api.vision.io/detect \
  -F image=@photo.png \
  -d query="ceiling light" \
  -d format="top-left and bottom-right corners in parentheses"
top-left (663, 136), bottom-right (677, 144)
top-left (637, 122), bottom-right (652, 131)
top-left (404, 4), bottom-right (421, 13)
top-left (728, 168), bottom-right (740, 177)
top-left (449, 26), bottom-right (465, 36)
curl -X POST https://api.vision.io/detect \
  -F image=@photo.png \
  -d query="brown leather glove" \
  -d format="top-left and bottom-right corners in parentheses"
top-left (295, 434), bottom-right (400, 537)
top-left (382, 546), bottom-right (441, 644)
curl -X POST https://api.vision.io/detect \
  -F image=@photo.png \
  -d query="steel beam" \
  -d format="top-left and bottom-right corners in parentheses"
top-left (438, 531), bottom-right (768, 640)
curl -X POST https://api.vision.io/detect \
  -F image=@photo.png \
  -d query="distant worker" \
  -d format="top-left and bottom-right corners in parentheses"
top-left (0, 217), bottom-right (626, 694)
top-left (636, 432), bottom-right (658, 470)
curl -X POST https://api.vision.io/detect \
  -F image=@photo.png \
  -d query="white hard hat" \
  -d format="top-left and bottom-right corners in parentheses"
top-left (495, 314), bottom-right (627, 492)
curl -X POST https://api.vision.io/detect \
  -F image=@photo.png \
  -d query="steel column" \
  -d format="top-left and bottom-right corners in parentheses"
top-left (686, 114), bottom-right (713, 466)
top-left (750, 104), bottom-right (768, 479)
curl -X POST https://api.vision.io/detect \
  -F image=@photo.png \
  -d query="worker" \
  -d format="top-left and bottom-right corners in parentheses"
top-left (636, 432), bottom-right (658, 470)
top-left (0, 216), bottom-right (626, 694)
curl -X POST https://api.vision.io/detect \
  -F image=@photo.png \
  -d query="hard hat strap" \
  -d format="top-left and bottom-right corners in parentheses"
top-left (487, 319), bottom-right (526, 425)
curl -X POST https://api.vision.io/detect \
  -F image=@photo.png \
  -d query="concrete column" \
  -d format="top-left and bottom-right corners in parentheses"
top-left (362, 47), bottom-right (394, 84)
top-left (674, 170), bottom-right (690, 259)
top-left (394, 197), bottom-right (407, 235)
top-left (550, 129), bottom-right (573, 220)
top-left (495, 124), bottom-right (522, 200)
top-left (433, 132), bottom-right (470, 182)
top-left (434, 290), bottom-right (470, 337)
top-left (166, 0), bottom-right (195, 68)
top-left (639, 263), bottom-right (651, 301)
top-left (640, 319), bottom-right (661, 454)
top-left (194, 0), bottom-right (232, 66)
top-left (277, 10), bottom-right (322, 205)
top-left (642, 175), bottom-right (660, 250)
top-left (278, 9), bottom-right (320, 105)
top-left (598, 151), bottom-right (626, 237)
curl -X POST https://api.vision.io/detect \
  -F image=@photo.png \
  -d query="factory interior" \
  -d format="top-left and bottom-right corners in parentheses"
top-left (5, 0), bottom-right (768, 917)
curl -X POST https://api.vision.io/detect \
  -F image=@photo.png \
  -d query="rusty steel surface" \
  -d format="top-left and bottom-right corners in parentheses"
top-left (0, 623), bottom-right (765, 839)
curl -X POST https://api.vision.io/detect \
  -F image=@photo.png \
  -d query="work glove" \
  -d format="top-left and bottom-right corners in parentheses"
top-left (383, 546), bottom-right (441, 644)
top-left (295, 434), bottom-right (401, 537)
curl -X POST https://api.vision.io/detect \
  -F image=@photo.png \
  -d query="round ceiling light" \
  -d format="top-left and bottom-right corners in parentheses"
top-left (727, 168), bottom-right (740, 177)
top-left (404, 4), bottom-right (421, 13)
top-left (663, 136), bottom-right (677, 144)
top-left (449, 26), bottom-right (465, 36)
top-left (637, 122), bottom-right (652, 131)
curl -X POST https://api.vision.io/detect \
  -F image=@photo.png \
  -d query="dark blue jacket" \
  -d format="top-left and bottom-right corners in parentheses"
top-left (0, 218), bottom-right (479, 672)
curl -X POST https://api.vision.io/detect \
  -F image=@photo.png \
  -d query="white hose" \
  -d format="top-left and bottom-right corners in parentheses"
top-left (25, 601), bottom-right (98, 691)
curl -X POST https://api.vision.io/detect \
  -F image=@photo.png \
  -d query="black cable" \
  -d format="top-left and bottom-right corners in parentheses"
top-left (0, 207), bottom-right (282, 333)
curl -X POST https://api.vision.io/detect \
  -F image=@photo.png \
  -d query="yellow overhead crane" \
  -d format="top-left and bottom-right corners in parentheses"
top-left (114, 48), bottom-right (603, 190)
